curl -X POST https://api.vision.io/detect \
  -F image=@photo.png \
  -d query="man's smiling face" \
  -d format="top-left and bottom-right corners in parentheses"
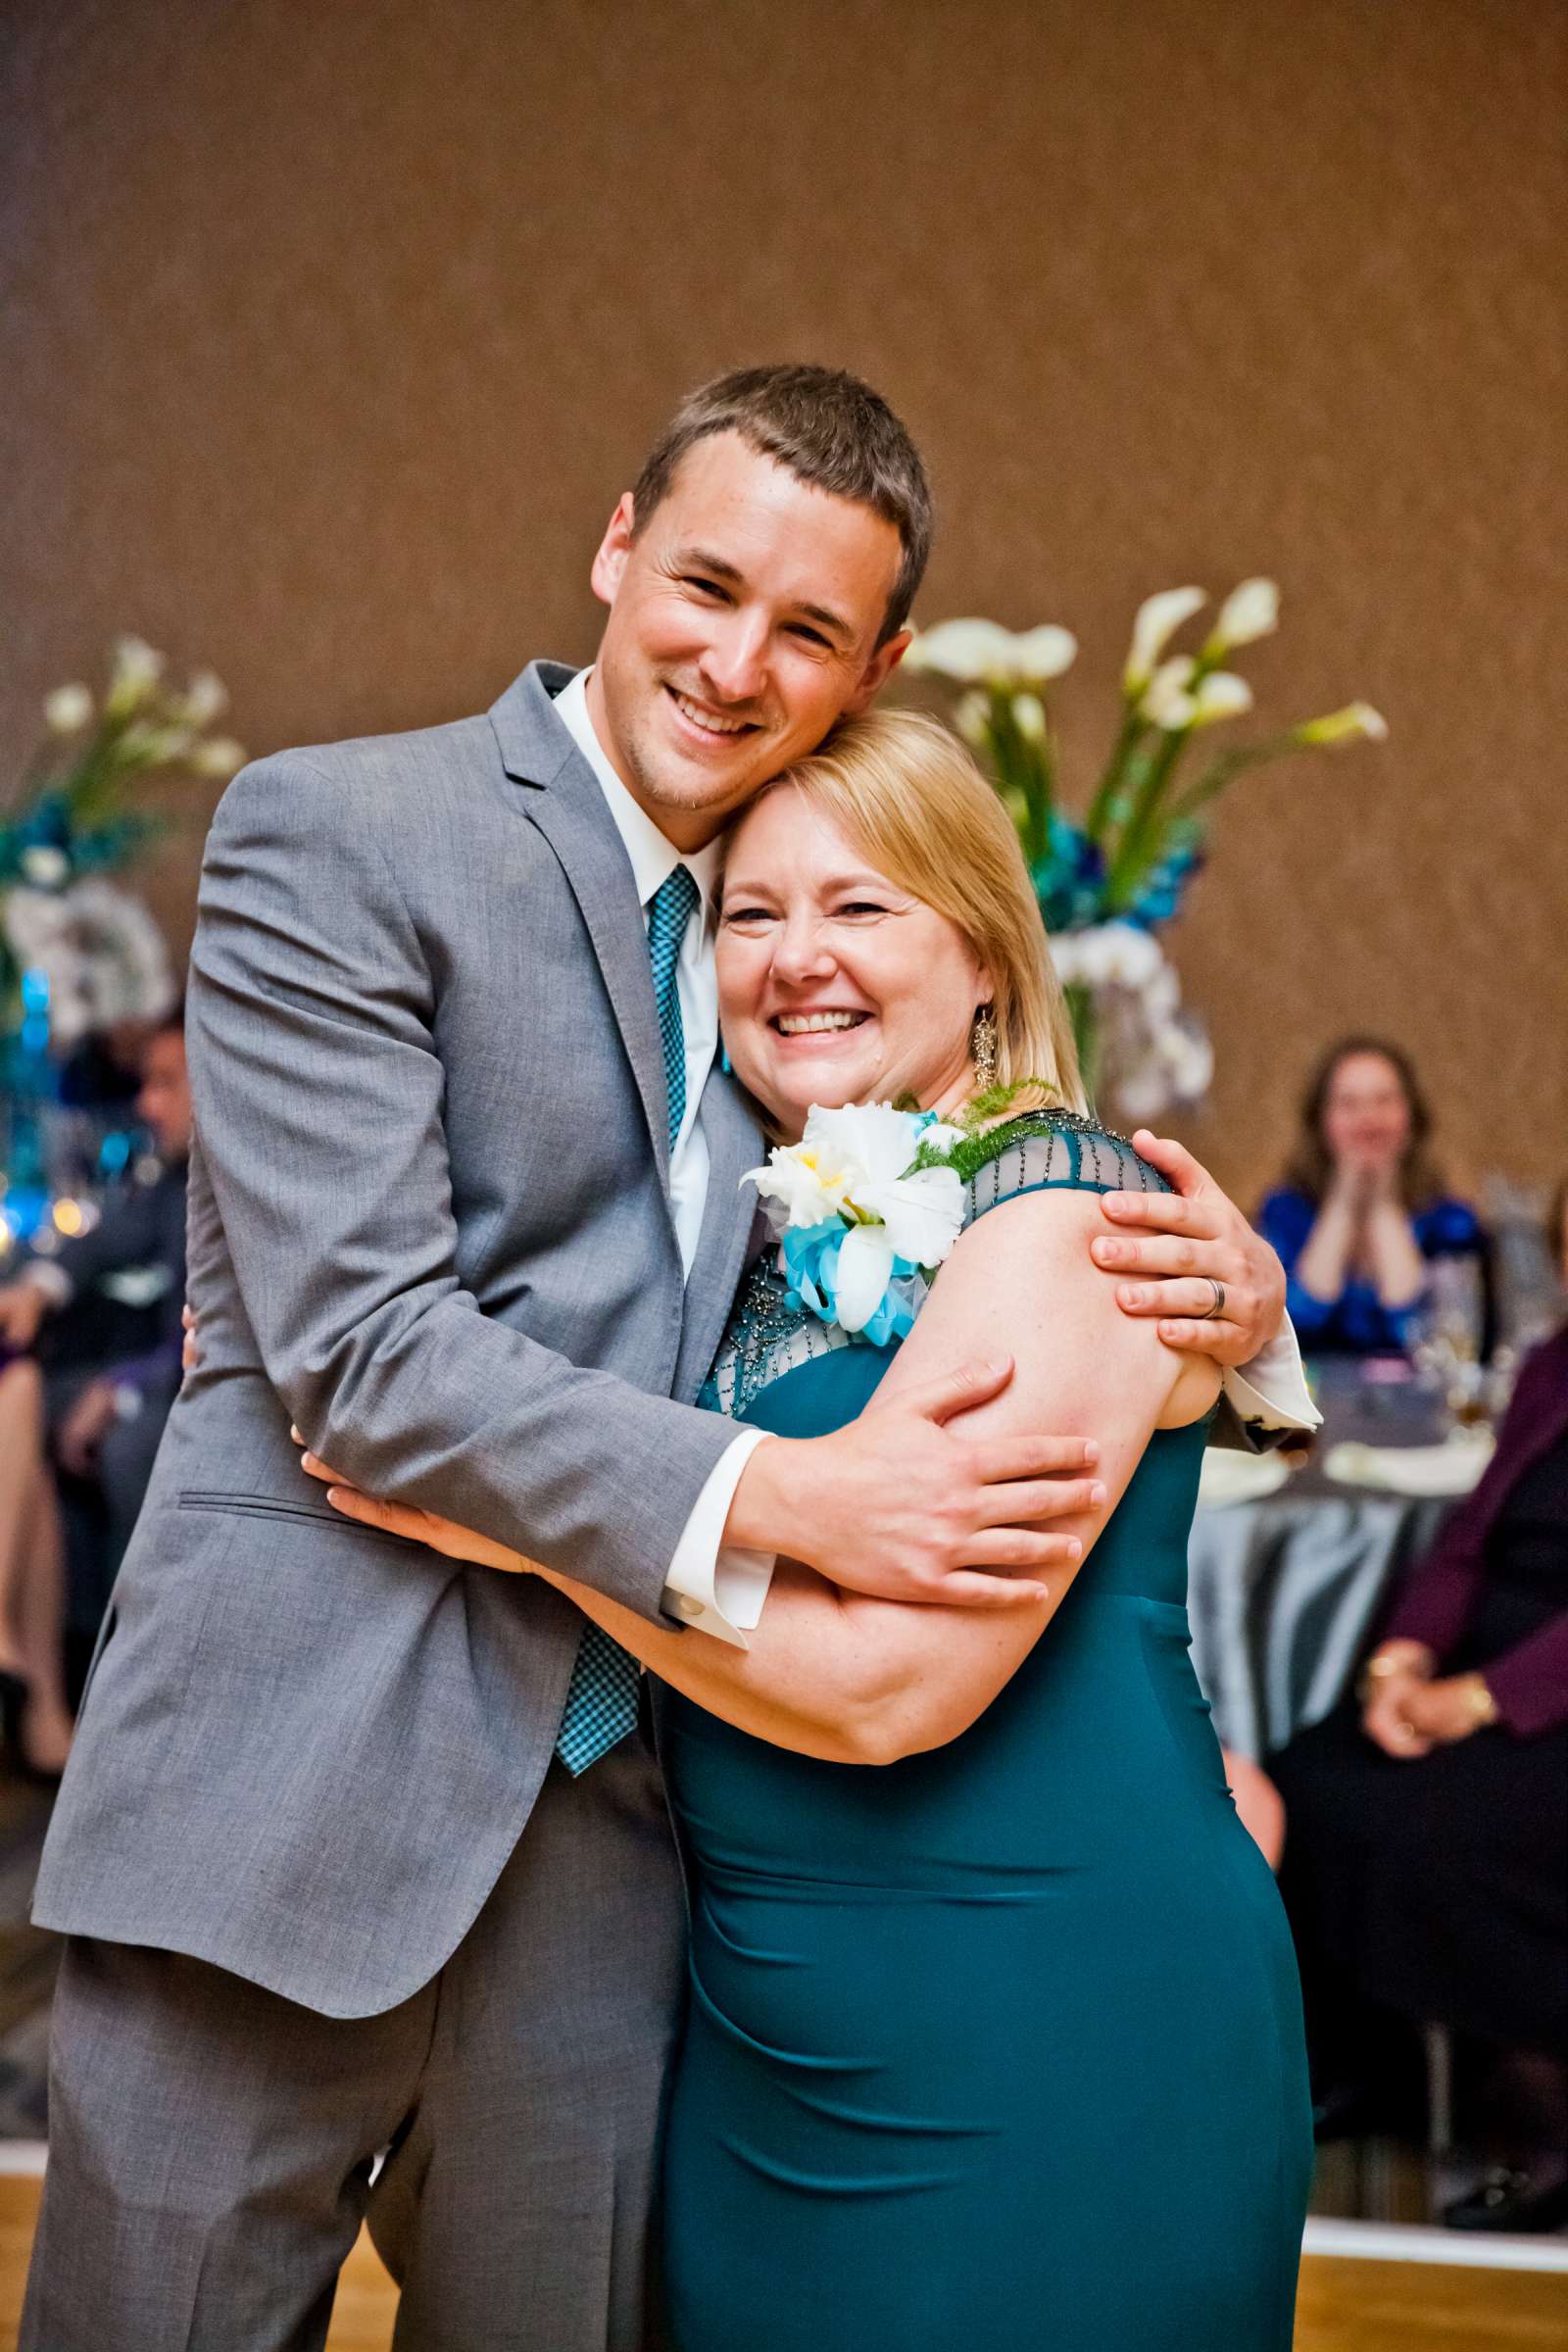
top-left (585, 430), bottom-right (910, 851)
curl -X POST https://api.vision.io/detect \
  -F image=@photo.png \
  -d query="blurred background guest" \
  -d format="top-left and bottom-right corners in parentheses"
top-left (0, 1352), bottom-right (73, 1779)
top-left (0, 1004), bottom-right (190, 1773)
top-left (1259, 1038), bottom-right (1491, 1358)
top-left (1270, 1183), bottom-right (1568, 2230)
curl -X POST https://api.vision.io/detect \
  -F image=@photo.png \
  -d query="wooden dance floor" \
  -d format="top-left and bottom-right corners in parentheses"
top-left (0, 2174), bottom-right (1564, 2348)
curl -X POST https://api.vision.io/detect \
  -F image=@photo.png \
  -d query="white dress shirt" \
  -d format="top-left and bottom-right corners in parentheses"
top-left (552, 669), bottom-right (1320, 1647)
top-left (1224, 1326), bottom-right (1321, 1441)
top-left (554, 671), bottom-right (772, 1644)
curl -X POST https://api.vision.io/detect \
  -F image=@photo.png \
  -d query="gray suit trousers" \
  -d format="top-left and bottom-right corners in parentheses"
top-left (22, 1737), bottom-right (685, 2352)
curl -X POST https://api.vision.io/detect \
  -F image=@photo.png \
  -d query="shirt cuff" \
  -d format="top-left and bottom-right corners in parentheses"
top-left (22, 1259), bottom-right (73, 1309)
top-left (1221, 1316), bottom-right (1322, 1438)
top-left (660, 1429), bottom-right (776, 1648)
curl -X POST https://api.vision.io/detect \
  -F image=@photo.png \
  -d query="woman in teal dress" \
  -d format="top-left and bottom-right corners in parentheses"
top-left (316, 711), bottom-right (1312, 2349)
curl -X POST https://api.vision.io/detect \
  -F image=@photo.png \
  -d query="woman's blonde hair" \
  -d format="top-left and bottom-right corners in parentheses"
top-left (743, 708), bottom-right (1086, 1115)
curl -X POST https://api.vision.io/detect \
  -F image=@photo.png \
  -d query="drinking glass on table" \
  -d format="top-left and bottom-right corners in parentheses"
top-left (1412, 1254), bottom-right (1488, 1427)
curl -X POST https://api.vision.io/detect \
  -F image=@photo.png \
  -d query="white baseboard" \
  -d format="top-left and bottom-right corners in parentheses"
top-left (1304, 2215), bottom-right (1568, 2273)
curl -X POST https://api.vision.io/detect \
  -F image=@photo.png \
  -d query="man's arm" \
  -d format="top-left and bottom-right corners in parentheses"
top-left (195, 755), bottom-right (1090, 1622)
top-left (190, 753), bottom-right (742, 1625)
top-left (306, 1191), bottom-right (1203, 1760)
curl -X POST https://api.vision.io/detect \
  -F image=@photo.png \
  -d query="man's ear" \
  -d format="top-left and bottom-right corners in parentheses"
top-left (589, 492), bottom-right (637, 609)
top-left (842, 625), bottom-right (912, 716)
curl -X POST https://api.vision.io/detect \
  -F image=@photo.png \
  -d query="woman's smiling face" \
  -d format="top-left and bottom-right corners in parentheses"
top-left (716, 784), bottom-right (990, 1142)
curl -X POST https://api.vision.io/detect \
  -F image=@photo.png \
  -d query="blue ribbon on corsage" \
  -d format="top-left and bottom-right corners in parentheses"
top-left (742, 1102), bottom-right (967, 1346)
top-left (777, 1221), bottom-right (932, 1347)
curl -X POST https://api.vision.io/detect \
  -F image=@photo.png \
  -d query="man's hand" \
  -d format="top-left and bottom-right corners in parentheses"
top-left (726, 1357), bottom-right (1104, 1610)
top-left (0, 1279), bottom-right (49, 1352)
top-left (58, 1378), bottom-right (122, 1477)
top-left (1088, 1131), bottom-right (1287, 1367)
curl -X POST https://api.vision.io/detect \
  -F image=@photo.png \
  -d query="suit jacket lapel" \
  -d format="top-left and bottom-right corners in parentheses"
top-left (491, 663), bottom-right (673, 1185)
top-left (674, 1066), bottom-right (764, 1404)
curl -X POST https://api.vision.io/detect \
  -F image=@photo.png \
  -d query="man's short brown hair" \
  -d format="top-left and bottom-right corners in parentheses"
top-left (630, 364), bottom-right (932, 647)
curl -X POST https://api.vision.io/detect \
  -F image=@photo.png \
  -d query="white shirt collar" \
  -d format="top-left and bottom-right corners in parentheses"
top-left (553, 668), bottom-right (722, 919)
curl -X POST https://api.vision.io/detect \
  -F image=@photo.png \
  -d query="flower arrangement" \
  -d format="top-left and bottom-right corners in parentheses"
top-left (745, 1102), bottom-right (967, 1342)
top-left (4, 637), bottom-right (244, 902)
top-left (904, 583), bottom-right (1386, 1117)
top-left (1, 638), bottom-right (245, 1236)
top-left (3, 882), bottom-right (178, 1053)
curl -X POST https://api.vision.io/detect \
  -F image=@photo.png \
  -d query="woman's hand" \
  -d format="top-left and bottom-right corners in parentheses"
top-left (1360, 1638), bottom-right (1438, 1757)
top-left (1326, 1154), bottom-right (1379, 1215)
top-left (1362, 1673), bottom-right (1436, 1758)
top-left (1399, 1673), bottom-right (1497, 1746)
top-left (293, 1435), bottom-right (529, 1574)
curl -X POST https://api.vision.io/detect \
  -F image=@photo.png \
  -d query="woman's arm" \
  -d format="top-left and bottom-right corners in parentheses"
top-left (314, 1190), bottom-right (1217, 1764)
top-left (1292, 1174), bottom-right (1366, 1310)
top-left (1358, 1187), bottom-right (1429, 1310)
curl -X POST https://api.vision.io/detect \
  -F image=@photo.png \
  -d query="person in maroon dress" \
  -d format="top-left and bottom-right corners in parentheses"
top-left (1271, 1192), bottom-right (1568, 2230)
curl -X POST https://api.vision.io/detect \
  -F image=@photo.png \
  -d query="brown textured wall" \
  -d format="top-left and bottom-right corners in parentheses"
top-left (4, 0), bottom-right (1564, 1204)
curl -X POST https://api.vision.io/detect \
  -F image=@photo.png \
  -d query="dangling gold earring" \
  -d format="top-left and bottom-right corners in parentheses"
top-left (971, 1004), bottom-right (999, 1089)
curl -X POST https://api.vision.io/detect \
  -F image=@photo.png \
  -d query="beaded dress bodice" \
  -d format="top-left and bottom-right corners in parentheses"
top-left (698, 1110), bottom-right (1172, 1424)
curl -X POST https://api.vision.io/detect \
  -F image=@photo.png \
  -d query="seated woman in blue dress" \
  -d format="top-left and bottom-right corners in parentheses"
top-left (306, 710), bottom-right (1312, 2352)
top-left (1258, 1037), bottom-right (1488, 1356)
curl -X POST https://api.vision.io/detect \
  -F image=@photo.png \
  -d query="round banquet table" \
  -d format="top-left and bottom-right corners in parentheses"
top-left (1186, 1481), bottom-right (1448, 1761)
top-left (1186, 1363), bottom-right (1485, 1761)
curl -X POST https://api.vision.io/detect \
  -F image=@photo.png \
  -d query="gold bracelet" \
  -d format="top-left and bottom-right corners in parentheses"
top-left (1462, 1676), bottom-right (1499, 1728)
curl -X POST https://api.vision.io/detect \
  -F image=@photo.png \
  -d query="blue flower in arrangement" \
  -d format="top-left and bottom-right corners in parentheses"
top-left (1122, 837), bottom-right (1204, 930)
top-left (1030, 817), bottom-right (1107, 934)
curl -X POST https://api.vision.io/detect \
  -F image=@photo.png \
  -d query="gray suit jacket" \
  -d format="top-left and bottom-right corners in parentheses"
top-left (34, 662), bottom-right (761, 2017)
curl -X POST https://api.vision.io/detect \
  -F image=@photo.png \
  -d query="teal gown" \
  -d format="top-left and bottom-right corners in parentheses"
top-left (656, 1115), bottom-right (1313, 2351)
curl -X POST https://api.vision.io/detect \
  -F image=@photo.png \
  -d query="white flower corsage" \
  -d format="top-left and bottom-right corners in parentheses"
top-left (742, 1102), bottom-right (966, 1344)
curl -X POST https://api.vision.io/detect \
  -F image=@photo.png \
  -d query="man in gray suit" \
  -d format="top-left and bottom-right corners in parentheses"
top-left (24, 366), bottom-right (1310, 2349)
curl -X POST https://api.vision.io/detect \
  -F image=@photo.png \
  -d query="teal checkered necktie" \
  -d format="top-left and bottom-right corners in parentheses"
top-left (554, 862), bottom-right (701, 1778)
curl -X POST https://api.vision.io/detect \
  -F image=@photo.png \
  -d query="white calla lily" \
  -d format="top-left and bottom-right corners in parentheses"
top-left (1124, 588), bottom-right (1206, 692)
top-left (903, 619), bottom-right (1021, 682)
top-left (105, 635), bottom-right (166, 717)
top-left (1007, 625), bottom-right (1078, 682)
top-left (1188, 671), bottom-right (1253, 727)
top-left (183, 668), bottom-right (229, 728)
top-left (906, 618), bottom-right (1076, 687)
top-left (1139, 655), bottom-right (1198, 731)
top-left (44, 683), bottom-right (93, 734)
top-left (1296, 702), bottom-right (1389, 747)
top-left (833, 1223), bottom-right (898, 1335)
top-left (190, 735), bottom-right (247, 778)
top-left (1011, 692), bottom-right (1047, 741)
top-left (955, 690), bottom-right (991, 747)
top-left (1209, 577), bottom-right (1279, 652)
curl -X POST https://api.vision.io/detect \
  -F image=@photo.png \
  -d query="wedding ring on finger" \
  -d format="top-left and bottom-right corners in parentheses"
top-left (1200, 1278), bottom-right (1227, 1321)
